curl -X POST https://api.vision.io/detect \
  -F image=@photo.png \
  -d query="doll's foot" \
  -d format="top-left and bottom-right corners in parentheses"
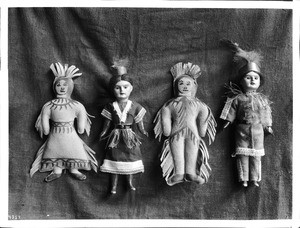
top-left (127, 175), bottom-right (136, 191)
top-left (128, 183), bottom-right (136, 191)
top-left (185, 174), bottom-right (205, 184)
top-left (45, 172), bottom-right (62, 182)
top-left (242, 181), bottom-right (248, 187)
top-left (111, 186), bottom-right (117, 194)
top-left (253, 181), bottom-right (259, 187)
top-left (111, 174), bottom-right (118, 194)
top-left (70, 171), bottom-right (86, 181)
top-left (169, 174), bottom-right (184, 185)
top-left (129, 185), bottom-right (136, 191)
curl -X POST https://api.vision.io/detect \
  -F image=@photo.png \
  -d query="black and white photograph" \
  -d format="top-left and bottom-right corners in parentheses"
top-left (0, 1), bottom-right (299, 228)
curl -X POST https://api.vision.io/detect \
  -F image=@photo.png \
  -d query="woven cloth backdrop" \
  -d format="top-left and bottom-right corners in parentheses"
top-left (8, 8), bottom-right (292, 219)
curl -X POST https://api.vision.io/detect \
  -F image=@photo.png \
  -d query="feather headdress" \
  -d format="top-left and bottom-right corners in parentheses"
top-left (112, 57), bottom-right (130, 76)
top-left (50, 62), bottom-right (82, 79)
top-left (220, 39), bottom-right (263, 77)
top-left (170, 62), bottom-right (201, 81)
top-left (50, 62), bottom-right (82, 97)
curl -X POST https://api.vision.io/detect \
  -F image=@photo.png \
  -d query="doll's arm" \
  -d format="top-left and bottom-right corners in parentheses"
top-left (220, 97), bottom-right (237, 129)
top-left (77, 104), bottom-right (87, 135)
top-left (99, 119), bottom-right (111, 140)
top-left (264, 100), bottom-right (273, 135)
top-left (223, 120), bottom-right (231, 129)
top-left (137, 121), bottom-right (148, 137)
top-left (198, 105), bottom-right (209, 137)
top-left (265, 126), bottom-right (273, 135)
top-left (41, 105), bottom-right (51, 136)
top-left (161, 106), bottom-right (172, 137)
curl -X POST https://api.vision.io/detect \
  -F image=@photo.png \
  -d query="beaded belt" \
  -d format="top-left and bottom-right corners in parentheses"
top-left (115, 124), bottom-right (131, 129)
top-left (52, 121), bottom-right (74, 127)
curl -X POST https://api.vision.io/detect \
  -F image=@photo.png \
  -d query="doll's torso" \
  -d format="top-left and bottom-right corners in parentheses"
top-left (166, 96), bottom-right (207, 139)
top-left (45, 98), bottom-right (80, 123)
top-left (234, 93), bottom-right (271, 126)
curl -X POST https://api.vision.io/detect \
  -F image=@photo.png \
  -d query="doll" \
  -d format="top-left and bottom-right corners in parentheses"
top-left (154, 62), bottom-right (217, 186)
top-left (99, 58), bottom-right (148, 194)
top-left (220, 40), bottom-right (273, 187)
top-left (30, 62), bottom-right (98, 182)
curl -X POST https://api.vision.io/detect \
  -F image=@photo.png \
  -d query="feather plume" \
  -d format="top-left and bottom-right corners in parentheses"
top-left (220, 39), bottom-right (263, 67)
top-left (50, 62), bottom-right (82, 79)
top-left (112, 57), bottom-right (130, 68)
top-left (112, 57), bottom-right (129, 75)
top-left (170, 62), bottom-right (201, 80)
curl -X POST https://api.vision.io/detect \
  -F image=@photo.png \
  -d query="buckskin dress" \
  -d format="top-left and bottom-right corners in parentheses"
top-left (30, 98), bottom-right (98, 176)
top-left (154, 95), bottom-right (216, 186)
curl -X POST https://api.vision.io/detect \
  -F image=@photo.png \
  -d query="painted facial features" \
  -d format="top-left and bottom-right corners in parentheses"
top-left (114, 80), bottom-right (133, 101)
top-left (55, 80), bottom-right (68, 96)
top-left (177, 76), bottom-right (195, 96)
top-left (241, 72), bottom-right (260, 92)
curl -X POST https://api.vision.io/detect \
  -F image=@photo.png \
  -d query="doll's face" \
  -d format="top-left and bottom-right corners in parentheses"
top-left (55, 79), bottom-right (68, 96)
top-left (114, 80), bottom-right (133, 101)
top-left (241, 72), bottom-right (260, 92)
top-left (177, 76), bottom-right (195, 96)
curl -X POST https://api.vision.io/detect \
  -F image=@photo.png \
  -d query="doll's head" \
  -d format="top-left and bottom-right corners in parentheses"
top-left (110, 74), bottom-right (133, 101)
top-left (238, 62), bottom-right (264, 92)
top-left (53, 77), bottom-right (74, 98)
top-left (171, 62), bottom-right (201, 98)
top-left (240, 71), bottom-right (260, 93)
top-left (174, 75), bottom-right (198, 97)
top-left (110, 58), bottom-right (134, 101)
top-left (111, 74), bottom-right (133, 101)
top-left (50, 62), bottom-right (82, 98)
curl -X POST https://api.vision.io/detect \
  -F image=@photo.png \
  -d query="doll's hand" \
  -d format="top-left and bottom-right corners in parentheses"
top-left (142, 131), bottom-right (149, 137)
top-left (99, 131), bottom-right (107, 141)
top-left (265, 126), bottom-right (273, 135)
top-left (223, 121), bottom-right (231, 129)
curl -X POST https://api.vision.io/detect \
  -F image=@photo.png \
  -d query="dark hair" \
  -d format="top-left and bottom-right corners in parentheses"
top-left (109, 74), bottom-right (133, 91)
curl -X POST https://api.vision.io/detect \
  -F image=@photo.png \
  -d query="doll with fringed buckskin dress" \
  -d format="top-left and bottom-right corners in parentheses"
top-left (154, 62), bottom-right (217, 186)
top-left (30, 63), bottom-right (98, 182)
top-left (220, 40), bottom-right (273, 187)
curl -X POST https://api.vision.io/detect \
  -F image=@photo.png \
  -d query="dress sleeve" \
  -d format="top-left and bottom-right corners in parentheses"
top-left (220, 97), bottom-right (238, 123)
top-left (261, 96), bottom-right (272, 127)
top-left (101, 103), bottom-right (113, 121)
top-left (133, 102), bottom-right (146, 123)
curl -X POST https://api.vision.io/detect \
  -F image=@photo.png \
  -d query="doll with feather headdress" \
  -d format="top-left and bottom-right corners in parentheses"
top-left (99, 58), bottom-right (148, 194)
top-left (220, 40), bottom-right (273, 187)
top-left (30, 62), bottom-right (98, 182)
top-left (154, 62), bottom-right (217, 186)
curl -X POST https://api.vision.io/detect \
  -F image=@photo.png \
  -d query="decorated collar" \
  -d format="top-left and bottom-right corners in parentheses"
top-left (113, 100), bottom-right (132, 123)
top-left (47, 98), bottom-right (78, 110)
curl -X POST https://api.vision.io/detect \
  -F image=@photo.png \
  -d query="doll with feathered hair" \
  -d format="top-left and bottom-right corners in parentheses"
top-left (154, 62), bottom-right (217, 186)
top-left (99, 58), bottom-right (148, 194)
top-left (30, 63), bottom-right (98, 182)
top-left (220, 40), bottom-right (273, 187)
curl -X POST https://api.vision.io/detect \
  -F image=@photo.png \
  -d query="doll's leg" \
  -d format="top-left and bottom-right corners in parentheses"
top-left (44, 167), bottom-right (63, 182)
top-left (236, 155), bottom-right (249, 187)
top-left (184, 139), bottom-right (204, 184)
top-left (249, 156), bottom-right (261, 186)
top-left (126, 174), bottom-right (136, 191)
top-left (169, 137), bottom-right (185, 184)
top-left (111, 174), bottom-right (118, 194)
top-left (69, 168), bottom-right (86, 181)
